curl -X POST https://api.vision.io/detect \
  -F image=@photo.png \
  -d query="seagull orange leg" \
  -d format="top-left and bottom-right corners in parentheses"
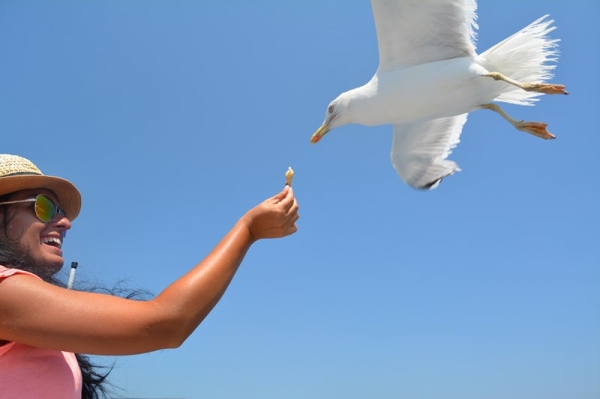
top-left (484, 72), bottom-right (568, 95)
top-left (481, 103), bottom-right (556, 140)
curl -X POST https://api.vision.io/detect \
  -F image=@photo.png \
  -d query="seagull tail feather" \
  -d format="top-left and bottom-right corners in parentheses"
top-left (477, 15), bottom-right (560, 106)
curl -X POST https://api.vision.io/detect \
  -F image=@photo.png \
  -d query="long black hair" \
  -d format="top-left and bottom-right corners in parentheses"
top-left (0, 193), bottom-right (113, 399)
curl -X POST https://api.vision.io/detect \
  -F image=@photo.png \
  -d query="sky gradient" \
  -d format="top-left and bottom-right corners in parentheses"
top-left (1, 1), bottom-right (599, 398)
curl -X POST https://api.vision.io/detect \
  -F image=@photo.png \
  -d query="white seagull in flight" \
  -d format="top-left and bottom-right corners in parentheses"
top-left (310, 0), bottom-right (567, 189)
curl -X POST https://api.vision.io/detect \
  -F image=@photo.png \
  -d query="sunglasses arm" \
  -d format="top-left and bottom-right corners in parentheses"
top-left (0, 198), bottom-right (37, 206)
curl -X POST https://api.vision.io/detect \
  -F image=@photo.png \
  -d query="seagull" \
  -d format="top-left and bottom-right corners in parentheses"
top-left (310, 0), bottom-right (567, 189)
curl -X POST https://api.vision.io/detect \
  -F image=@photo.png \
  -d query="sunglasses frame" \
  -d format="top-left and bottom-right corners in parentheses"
top-left (0, 194), bottom-right (67, 223)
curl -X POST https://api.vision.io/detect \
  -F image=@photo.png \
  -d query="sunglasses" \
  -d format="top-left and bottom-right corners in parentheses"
top-left (0, 194), bottom-right (67, 223)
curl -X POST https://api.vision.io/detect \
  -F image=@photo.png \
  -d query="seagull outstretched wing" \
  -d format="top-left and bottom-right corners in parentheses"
top-left (372, 0), bottom-right (478, 72)
top-left (390, 114), bottom-right (468, 189)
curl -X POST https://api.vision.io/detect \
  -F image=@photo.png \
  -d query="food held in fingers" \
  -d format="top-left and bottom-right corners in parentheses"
top-left (285, 167), bottom-right (294, 186)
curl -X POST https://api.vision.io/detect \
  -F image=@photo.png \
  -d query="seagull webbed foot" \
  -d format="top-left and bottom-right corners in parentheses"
top-left (481, 103), bottom-right (556, 140)
top-left (514, 121), bottom-right (555, 140)
top-left (521, 82), bottom-right (568, 95)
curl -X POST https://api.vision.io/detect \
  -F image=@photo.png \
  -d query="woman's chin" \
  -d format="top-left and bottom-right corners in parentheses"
top-left (37, 248), bottom-right (65, 275)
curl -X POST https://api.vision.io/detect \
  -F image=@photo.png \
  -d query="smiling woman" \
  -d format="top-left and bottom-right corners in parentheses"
top-left (0, 154), bottom-right (300, 399)
top-left (0, 155), bottom-right (78, 281)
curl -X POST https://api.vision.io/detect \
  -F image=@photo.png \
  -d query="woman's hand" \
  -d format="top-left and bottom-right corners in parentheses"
top-left (241, 186), bottom-right (299, 241)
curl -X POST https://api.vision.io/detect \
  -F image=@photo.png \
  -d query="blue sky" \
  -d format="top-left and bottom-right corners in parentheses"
top-left (1, 1), bottom-right (599, 398)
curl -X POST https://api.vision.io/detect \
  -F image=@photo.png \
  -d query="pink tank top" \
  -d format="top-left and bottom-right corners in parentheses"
top-left (0, 266), bottom-right (82, 398)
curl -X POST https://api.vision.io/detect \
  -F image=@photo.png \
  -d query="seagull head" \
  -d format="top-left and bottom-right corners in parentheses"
top-left (310, 96), bottom-right (350, 144)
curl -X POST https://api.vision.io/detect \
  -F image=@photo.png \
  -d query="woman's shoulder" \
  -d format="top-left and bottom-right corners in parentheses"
top-left (0, 265), bottom-right (39, 280)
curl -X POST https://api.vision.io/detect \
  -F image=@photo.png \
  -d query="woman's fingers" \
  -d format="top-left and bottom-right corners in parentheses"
top-left (272, 185), bottom-right (290, 203)
top-left (243, 185), bottom-right (299, 240)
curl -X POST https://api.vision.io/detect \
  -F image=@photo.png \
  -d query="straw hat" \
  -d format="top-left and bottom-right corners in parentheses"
top-left (0, 154), bottom-right (81, 220)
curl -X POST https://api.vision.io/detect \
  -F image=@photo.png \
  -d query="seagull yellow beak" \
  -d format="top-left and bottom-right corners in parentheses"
top-left (310, 122), bottom-right (330, 144)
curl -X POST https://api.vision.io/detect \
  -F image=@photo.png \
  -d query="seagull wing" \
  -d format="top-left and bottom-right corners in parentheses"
top-left (372, 0), bottom-right (478, 72)
top-left (391, 114), bottom-right (468, 189)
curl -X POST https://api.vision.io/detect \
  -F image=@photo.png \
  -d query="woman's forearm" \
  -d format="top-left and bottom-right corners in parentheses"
top-left (152, 219), bottom-right (254, 347)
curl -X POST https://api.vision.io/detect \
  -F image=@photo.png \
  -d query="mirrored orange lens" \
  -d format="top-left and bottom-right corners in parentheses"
top-left (35, 195), bottom-right (56, 222)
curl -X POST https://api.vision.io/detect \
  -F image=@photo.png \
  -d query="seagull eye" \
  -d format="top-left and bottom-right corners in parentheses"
top-left (328, 105), bottom-right (334, 113)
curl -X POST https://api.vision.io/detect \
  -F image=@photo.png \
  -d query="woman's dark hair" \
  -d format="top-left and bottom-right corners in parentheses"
top-left (0, 192), bottom-right (114, 399)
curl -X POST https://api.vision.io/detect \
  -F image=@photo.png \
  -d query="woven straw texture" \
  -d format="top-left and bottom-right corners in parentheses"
top-left (0, 154), bottom-right (81, 220)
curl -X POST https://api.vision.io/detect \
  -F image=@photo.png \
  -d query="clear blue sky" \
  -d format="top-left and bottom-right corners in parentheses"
top-left (1, 1), bottom-right (599, 398)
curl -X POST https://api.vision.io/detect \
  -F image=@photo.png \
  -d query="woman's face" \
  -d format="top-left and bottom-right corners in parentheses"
top-left (1, 189), bottom-right (71, 275)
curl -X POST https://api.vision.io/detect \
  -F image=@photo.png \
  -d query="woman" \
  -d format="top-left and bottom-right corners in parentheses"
top-left (0, 154), bottom-right (299, 398)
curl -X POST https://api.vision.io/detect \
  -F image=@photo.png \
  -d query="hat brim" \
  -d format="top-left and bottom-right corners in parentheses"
top-left (0, 175), bottom-right (81, 221)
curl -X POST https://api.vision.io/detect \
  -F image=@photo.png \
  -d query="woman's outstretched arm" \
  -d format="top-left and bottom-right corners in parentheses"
top-left (0, 186), bottom-right (299, 355)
